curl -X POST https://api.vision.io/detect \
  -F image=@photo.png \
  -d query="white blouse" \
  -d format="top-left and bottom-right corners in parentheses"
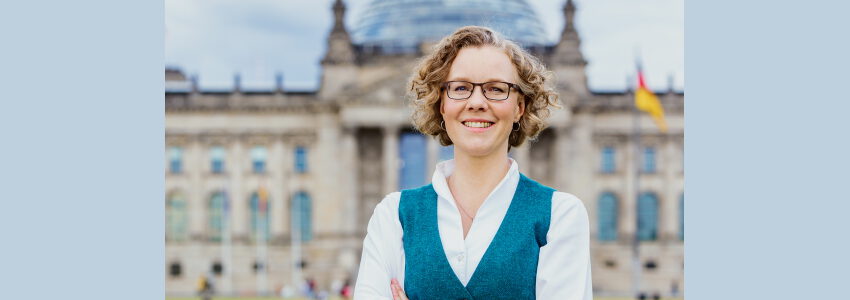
top-left (354, 158), bottom-right (592, 300)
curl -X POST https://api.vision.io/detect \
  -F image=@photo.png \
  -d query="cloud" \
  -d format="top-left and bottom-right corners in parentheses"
top-left (166, 0), bottom-right (334, 89)
top-left (165, 0), bottom-right (684, 90)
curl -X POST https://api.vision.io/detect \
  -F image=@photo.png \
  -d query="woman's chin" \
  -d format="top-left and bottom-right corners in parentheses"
top-left (454, 142), bottom-right (507, 158)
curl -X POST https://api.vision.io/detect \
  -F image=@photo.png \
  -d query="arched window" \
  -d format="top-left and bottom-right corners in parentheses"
top-left (399, 132), bottom-right (427, 190)
top-left (597, 192), bottom-right (618, 241)
top-left (166, 191), bottom-right (188, 241)
top-left (679, 193), bottom-right (684, 241)
top-left (208, 191), bottom-right (226, 242)
top-left (292, 191), bottom-right (312, 242)
top-left (637, 192), bottom-right (659, 241)
top-left (250, 190), bottom-right (270, 241)
top-left (251, 146), bottom-right (267, 174)
top-left (210, 146), bottom-right (225, 174)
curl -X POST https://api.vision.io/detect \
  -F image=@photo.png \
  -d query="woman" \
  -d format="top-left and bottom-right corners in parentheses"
top-left (354, 26), bottom-right (592, 300)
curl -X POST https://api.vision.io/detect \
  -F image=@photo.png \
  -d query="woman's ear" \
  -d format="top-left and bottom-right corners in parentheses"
top-left (515, 97), bottom-right (525, 122)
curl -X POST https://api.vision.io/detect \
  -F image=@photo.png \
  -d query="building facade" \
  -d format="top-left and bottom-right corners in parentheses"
top-left (165, 0), bottom-right (684, 297)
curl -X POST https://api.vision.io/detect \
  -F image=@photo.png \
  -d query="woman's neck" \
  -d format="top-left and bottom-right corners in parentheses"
top-left (447, 151), bottom-right (512, 203)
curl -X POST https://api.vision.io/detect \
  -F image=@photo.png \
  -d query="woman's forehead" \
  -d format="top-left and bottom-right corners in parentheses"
top-left (447, 46), bottom-right (518, 82)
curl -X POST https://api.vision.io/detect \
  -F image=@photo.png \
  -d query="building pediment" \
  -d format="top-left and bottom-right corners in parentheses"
top-left (337, 71), bottom-right (409, 106)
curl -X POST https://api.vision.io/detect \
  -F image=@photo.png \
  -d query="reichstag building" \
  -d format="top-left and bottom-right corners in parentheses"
top-left (165, 0), bottom-right (684, 297)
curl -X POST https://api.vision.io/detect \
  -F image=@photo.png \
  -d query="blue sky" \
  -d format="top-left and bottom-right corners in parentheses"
top-left (165, 0), bottom-right (683, 91)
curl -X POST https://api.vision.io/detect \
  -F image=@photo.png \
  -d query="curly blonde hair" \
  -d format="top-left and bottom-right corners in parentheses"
top-left (408, 25), bottom-right (560, 149)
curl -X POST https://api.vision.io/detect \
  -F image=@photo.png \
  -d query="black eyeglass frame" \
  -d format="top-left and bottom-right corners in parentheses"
top-left (441, 81), bottom-right (521, 101)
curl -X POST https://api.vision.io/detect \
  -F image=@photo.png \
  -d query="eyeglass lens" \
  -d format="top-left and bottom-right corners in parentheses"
top-left (446, 81), bottom-right (510, 100)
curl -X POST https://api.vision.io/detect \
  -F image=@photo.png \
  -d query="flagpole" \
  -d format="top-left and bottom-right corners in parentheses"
top-left (630, 72), bottom-right (643, 299)
top-left (255, 191), bottom-right (261, 295)
top-left (291, 187), bottom-right (303, 296)
top-left (222, 189), bottom-right (233, 296)
top-left (257, 184), bottom-right (269, 296)
top-left (263, 184), bottom-right (269, 296)
top-left (630, 53), bottom-right (669, 299)
top-left (630, 51), bottom-right (643, 298)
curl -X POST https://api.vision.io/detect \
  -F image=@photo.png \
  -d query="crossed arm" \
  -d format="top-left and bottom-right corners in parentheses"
top-left (352, 192), bottom-right (592, 300)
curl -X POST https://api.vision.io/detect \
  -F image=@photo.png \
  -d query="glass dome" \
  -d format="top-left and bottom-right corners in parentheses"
top-left (351, 0), bottom-right (550, 53)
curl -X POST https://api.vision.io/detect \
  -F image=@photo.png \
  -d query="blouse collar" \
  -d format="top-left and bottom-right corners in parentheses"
top-left (431, 158), bottom-right (521, 214)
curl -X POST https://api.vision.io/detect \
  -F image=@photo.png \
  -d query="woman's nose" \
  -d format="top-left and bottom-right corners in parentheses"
top-left (466, 86), bottom-right (488, 111)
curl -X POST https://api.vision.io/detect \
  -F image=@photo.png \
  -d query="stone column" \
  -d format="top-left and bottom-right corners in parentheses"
top-left (270, 137), bottom-right (286, 242)
top-left (566, 114), bottom-right (594, 204)
top-left (189, 137), bottom-right (205, 241)
top-left (316, 112), bottom-right (340, 236)
top-left (622, 134), bottom-right (637, 243)
top-left (382, 125), bottom-right (399, 195)
top-left (230, 138), bottom-right (247, 241)
top-left (553, 126), bottom-right (572, 191)
top-left (562, 114), bottom-right (596, 243)
top-left (513, 143), bottom-right (530, 174)
top-left (341, 126), bottom-right (360, 235)
top-left (662, 137), bottom-right (678, 242)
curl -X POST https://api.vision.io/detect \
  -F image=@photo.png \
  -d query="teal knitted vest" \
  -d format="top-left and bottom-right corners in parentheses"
top-left (399, 174), bottom-right (554, 300)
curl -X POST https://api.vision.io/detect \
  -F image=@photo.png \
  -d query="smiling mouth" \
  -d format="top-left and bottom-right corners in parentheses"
top-left (462, 121), bottom-right (494, 128)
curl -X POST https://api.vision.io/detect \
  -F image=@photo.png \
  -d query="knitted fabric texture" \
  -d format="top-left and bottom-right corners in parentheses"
top-left (399, 174), bottom-right (554, 300)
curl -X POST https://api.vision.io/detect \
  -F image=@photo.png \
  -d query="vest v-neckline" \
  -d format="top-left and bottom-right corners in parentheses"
top-left (437, 159), bottom-right (517, 244)
top-left (399, 173), bottom-right (553, 299)
top-left (453, 197), bottom-right (476, 240)
top-left (434, 174), bottom-right (534, 288)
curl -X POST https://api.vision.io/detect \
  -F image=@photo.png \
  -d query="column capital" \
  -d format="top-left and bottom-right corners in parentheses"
top-left (232, 234), bottom-right (251, 245)
top-left (593, 132), bottom-right (628, 146)
top-left (381, 124), bottom-right (401, 135)
top-left (552, 124), bottom-right (573, 136)
top-left (165, 132), bottom-right (195, 147)
top-left (282, 131), bottom-right (318, 146)
top-left (639, 134), bottom-right (665, 147)
top-left (670, 134), bottom-right (684, 145)
top-left (198, 131), bottom-right (235, 146)
top-left (240, 132), bottom-right (277, 147)
top-left (189, 233), bottom-right (206, 242)
top-left (341, 124), bottom-right (359, 136)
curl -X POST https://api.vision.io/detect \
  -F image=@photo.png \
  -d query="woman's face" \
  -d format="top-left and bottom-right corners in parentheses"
top-left (440, 46), bottom-right (524, 158)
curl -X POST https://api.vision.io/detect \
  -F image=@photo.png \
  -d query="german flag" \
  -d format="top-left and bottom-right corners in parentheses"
top-left (635, 65), bottom-right (668, 132)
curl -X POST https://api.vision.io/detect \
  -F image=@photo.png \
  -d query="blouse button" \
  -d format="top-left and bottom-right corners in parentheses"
top-left (457, 254), bottom-right (464, 262)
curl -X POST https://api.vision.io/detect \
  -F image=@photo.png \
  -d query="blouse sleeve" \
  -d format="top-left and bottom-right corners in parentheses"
top-left (353, 192), bottom-right (403, 300)
top-left (536, 192), bottom-right (593, 300)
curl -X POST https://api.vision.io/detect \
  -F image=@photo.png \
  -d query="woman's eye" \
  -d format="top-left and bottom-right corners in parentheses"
top-left (488, 87), bottom-right (505, 93)
top-left (454, 86), bottom-right (468, 91)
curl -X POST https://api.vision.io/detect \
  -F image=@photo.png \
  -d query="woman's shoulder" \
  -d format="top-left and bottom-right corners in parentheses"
top-left (550, 191), bottom-right (589, 220)
top-left (372, 182), bottom-right (435, 216)
top-left (364, 192), bottom-right (403, 230)
top-left (373, 191), bottom-right (402, 215)
top-left (551, 191), bottom-right (582, 204)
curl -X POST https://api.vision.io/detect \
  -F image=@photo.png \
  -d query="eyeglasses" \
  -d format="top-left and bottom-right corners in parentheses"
top-left (442, 81), bottom-right (520, 101)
